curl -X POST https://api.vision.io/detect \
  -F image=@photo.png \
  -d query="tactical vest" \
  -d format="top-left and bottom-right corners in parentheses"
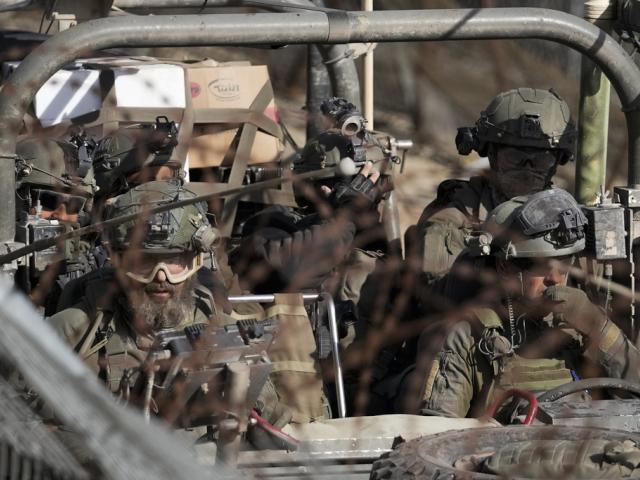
top-left (77, 272), bottom-right (217, 393)
top-left (471, 307), bottom-right (579, 408)
top-left (231, 293), bottom-right (326, 423)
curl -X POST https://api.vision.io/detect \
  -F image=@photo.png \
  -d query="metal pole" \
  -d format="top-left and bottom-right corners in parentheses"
top-left (382, 190), bottom-right (403, 256)
top-left (3, 8), bottom-right (640, 241)
top-left (306, 44), bottom-right (332, 140)
top-left (575, 0), bottom-right (615, 204)
top-left (228, 293), bottom-right (347, 418)
top-left (362, 0), bottom-right (374, 129)
top-left (320, 291), bottom-right (347, 418)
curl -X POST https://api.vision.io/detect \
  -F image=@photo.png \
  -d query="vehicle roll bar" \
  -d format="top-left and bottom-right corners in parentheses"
top-left (1, 8), bottom-right (639, 245)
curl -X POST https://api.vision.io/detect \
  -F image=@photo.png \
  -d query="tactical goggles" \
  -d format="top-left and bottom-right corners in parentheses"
top-left (510, 255), bottom-right (574, 274)
top-left (33, 189), bottom-right (86, 214)
top-left (496, 146), bottom-right (559, 172)
top-left (125, 251), bottom-right (202, 284)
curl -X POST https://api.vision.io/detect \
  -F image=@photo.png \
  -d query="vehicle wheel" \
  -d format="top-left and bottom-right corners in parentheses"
top-left (369, 425), bottom-right (640, 479)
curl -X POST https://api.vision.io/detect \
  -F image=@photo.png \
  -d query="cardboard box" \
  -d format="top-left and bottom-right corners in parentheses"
top-left (188, 125), bottom-right (282, 168)
top-left (34, 69), bottom-right (102, 127)
top-left (186, 63), bottom-right (283, 167)
top-left (29, 58), bottom-right (283, 166)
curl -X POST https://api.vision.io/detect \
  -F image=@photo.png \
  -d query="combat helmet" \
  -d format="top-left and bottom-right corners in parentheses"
top-left (15, 137), bottom-right (94, 195)
top-left (93, 120), bottom-right (181, 198)
top-left (484, 188), bottom-right (587, 259)
top-left (456, 88), bottom-right (577, 164)
top-left (103, 180), bottom-right (218, 255)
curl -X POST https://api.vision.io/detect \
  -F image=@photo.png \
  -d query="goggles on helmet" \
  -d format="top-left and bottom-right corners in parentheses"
top-left (125, 251), bottom-right (202, 284)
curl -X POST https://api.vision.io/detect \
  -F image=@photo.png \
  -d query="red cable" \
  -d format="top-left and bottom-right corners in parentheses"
top-left (250, 409), bottom-right (300, 450)
top-left (486, 388), bottom-right (538, 425)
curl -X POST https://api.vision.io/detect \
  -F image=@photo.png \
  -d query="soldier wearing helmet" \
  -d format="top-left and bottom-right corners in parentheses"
top-left (14, 137), bottom-right (96, 313)
top-left (49, 181), bottom-right (224, 371)
top-left (412, 88), bottom-right (577, 284)
top-left (419, 189), bottom-right (640, 419)
top-left (92, 119), bottom-right (183, 202)
top-left (46, 180), bottom-right (290, 456)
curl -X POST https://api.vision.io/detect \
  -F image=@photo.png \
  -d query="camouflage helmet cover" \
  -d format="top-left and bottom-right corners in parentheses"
top-left (16, 138), bottom-right (93, 195)
top-left (104, 180), bottom-right (215, 254)
top-left (484, 188), bottom-right (587, 259)
top-left (476, 88), bottom-right (576, 158)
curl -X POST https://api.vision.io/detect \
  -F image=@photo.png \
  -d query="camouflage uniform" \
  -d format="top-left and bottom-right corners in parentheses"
top-left (49, 181), bottom-right (288, 426)
top-left (421, 189), bottom-right (640, 418)
top-left (420, 300), bottom-right (639, 418)
top-left (413, 88), bottom-right (577, 282)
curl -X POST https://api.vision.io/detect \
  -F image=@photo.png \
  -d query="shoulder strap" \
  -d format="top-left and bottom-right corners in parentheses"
top-left (470, 307), bottom-right (503, 329)
top-left (420, 178), bottom-right (486, 226)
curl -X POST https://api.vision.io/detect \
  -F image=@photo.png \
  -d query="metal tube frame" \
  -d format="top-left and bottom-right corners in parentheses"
top-left (2, 8), bottom-right (640, 245)
top-left (228, 293), bottom-right (347, 419)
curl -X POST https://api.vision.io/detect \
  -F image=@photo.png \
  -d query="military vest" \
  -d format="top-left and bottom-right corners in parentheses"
top-left (74, 270), bottom-right (217, 394)
top-left (471, 307), bottom-right (580, 408)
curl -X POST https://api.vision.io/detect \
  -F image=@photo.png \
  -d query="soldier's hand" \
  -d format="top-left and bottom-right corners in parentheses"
top-left (323, 161), bottom-right (390, 210)
top-left (543, 285), bottom-right (606, 336)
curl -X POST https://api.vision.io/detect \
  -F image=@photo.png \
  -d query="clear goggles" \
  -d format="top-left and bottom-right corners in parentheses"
top-left (125, 252), bottom-right (202, 284)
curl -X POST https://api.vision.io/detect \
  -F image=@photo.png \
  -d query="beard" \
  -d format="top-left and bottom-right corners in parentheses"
top-left (133, 276), bottom-right (196, 332)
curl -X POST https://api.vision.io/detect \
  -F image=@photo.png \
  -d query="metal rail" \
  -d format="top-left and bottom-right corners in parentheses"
top-left (228, 292), bottom-right (347, 419)
top-left (1, 8), bottom-right (640, 243)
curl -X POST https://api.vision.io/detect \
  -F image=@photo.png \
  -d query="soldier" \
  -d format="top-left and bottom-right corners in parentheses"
top-left (420, 189), bottom-right (640, 419)
top-left (91, 119), bottom-right (183, 202)
top-left (231, 159), bottom-right (386, 296)
top-left (14, 137), bottom-right (96, 314)
top-left (48, 180), bottom-right (289, 425)
top-left (413, 88), bottom-right (576, 284)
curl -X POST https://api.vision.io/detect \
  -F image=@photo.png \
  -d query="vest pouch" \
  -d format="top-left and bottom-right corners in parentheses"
top-left (496, 355), bottom-right (574, 395)
top-left (266, 293), bottom-right (325, 423)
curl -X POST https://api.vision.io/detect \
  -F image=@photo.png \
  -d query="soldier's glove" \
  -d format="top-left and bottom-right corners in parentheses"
top-left (543, 285), bottom-right (607, 336)
top-left (329, 173), bottom-right (381, 209)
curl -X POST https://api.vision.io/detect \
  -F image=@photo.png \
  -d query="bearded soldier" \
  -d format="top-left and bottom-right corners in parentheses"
top-left (413, 88), bottom-right (576, 284)
top-left (420, 189), bottom-right (640, 419)
top-left (48, 180), bottom-right (288, 425)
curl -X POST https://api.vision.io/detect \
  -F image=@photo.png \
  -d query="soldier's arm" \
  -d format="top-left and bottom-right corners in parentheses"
top-left (420, 321), bottom-right (477, 418)
top-left (48, 301), bottom-right (93, 349)
top-left (587, 319), bottom-right (640, 383)
top-left (233, 218), bottom-right (356, 292)
top-left (415, 206), bottom-right (473, 278)
top-left (545, 285), bottom-right (640, 383)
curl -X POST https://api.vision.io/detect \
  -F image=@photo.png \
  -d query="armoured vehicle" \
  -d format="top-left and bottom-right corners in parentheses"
top-left (2, 1), bottom-right (640, 479)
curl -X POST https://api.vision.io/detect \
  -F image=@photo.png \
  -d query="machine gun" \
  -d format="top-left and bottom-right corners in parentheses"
top-left (123, 318), bottom-right (284, 464)
top-left (129, 319), bottom-right (275, 426)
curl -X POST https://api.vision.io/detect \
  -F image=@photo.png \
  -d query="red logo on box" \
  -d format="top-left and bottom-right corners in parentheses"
top-left (190, 82), bottom-right (201, 98)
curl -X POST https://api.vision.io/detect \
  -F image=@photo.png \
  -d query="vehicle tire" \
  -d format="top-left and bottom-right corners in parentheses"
top-left (369, 426), bottom-right (640, 480)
